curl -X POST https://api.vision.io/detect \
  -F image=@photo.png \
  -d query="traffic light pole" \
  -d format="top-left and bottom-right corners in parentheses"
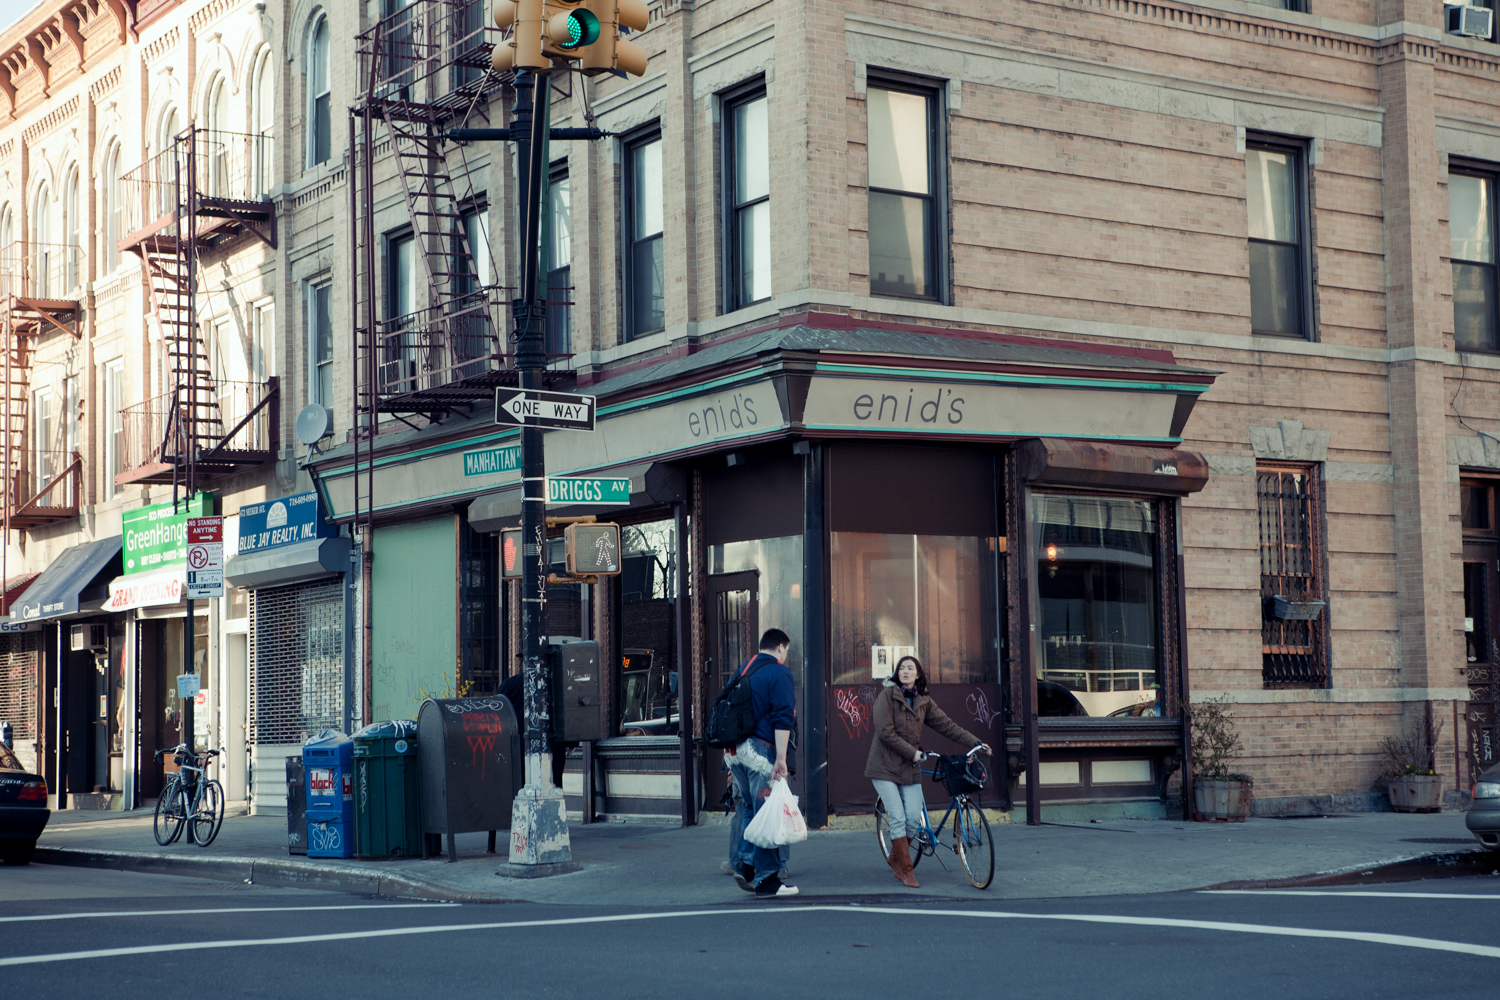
top-left (507, 68), bottom-right (575, 872)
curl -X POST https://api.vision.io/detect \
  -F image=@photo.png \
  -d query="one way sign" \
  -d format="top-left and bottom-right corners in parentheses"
top-left (494, 388), bottom-right (597, 431)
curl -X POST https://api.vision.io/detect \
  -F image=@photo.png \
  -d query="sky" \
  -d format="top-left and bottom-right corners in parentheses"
top-left (0, 0), bottom-right (38, 37)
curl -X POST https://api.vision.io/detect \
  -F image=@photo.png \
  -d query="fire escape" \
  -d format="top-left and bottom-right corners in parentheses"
top-left (0, 241), bottom-right (84, 611)
top-left (115, 127), bottom-right (281, 495)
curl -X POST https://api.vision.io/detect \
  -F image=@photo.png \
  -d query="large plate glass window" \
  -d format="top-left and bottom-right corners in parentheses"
top-left (724, 84), bottom-right (770, 311)
top-left (867, 81), bottom-right (940, 300)
top-left (1032, 495), bottom-right (1161, 718)
top-left (1451, 168), bottom-right (1499, 351)
top-left (625, 129), bottom-right (664, 339)
top-left (1246, 137), bottom-right (1309, 338)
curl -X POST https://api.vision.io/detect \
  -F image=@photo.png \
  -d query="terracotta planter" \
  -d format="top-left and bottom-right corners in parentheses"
top-left (1194, 778), bottom-right (1253, 822)
top-left (1386, 774), bottom-right (1444, 813)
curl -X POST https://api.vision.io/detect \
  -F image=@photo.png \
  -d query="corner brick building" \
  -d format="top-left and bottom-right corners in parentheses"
top-left (4, 0), bottom-right (1497, 821)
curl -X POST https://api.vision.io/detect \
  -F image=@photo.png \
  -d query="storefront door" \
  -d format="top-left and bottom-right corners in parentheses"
top-left (705, 570), bottom-right (758, 808)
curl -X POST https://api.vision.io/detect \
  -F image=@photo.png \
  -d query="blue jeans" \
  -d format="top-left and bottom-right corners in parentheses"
top-left (728, 739), bottom-right (788, 887)
top-left (872, 779), bottom-right (927, 840)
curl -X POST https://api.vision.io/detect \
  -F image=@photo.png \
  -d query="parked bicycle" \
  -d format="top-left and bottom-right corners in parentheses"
top-left (876, 744), bottom-right (995, 889)
top-left (152, 744), bottom-right (225, 847)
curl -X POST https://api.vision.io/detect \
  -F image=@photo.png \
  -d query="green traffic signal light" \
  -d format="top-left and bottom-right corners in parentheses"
top-left (560, 9), bottom-right (600, 47)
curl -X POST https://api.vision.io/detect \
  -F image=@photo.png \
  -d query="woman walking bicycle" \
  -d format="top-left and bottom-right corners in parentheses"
top-left (865, 655), bottom-right (989, 888)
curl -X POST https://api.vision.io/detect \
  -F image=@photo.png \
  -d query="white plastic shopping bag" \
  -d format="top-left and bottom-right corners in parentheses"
top-left (743, 778), bottom-right (809, 848)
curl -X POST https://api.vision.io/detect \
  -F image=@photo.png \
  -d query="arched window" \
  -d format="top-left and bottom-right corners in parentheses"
top-left (32, 183), bottom-right (51, 297)
top-left (1, 206), bottom-right (12, 296)
top-left (253, 50), bottom-right (276, 197)
top-left (64, 167), bottom-right (80, 290)
top-left (104, 143), bottom-right (122, 272)
top-left (307, 15), bottom-right (330, 166)
top-left (155, 107), bottom-right (181, 220)
top-left (206, 75), bottom-right (231, 196)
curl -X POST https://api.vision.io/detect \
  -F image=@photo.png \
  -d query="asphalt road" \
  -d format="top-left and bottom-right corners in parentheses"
top-left (2, 865), bottom-right (1498, 998)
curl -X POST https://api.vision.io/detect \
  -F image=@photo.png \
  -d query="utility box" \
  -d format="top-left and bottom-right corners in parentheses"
top-left (285, 756), bottom-right (307, 856)
top-left (549, 638), bottom-right (605, 742)
top-left (417, 696), bottom-right (522, 862)
top-left (352, 721), bottom-right (421, 858)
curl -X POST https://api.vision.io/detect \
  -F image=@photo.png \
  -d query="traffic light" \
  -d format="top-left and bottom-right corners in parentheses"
top-left (542, 0), bottom-right (601, 59)
top-left (492, 0), bottom-right (545, 72)
top-left (564, 522), bottom-right (622, 576)
top-left (494, 0), bottom-right (606, 70)
top-left (579, 0), bottom-right (650, 77)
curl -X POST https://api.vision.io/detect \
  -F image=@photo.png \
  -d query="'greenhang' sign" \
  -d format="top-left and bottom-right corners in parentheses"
top-left (463, 445), bottom-right (522, 477)
top-left (122, 493), bottom-right (213, 574)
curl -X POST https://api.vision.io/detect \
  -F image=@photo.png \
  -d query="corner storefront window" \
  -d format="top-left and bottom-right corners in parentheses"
top-left (829, 533), bottom-right (998, 686)
top-left (618, 519), bottom-right (680, 736)
top-left (1032, 494), bottom-right (1161, 719)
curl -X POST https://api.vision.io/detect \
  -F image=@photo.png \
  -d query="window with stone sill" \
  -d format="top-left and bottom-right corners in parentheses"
top-left (1257, 464), bottom-right (1329, 687)
top-left (1451, 166), bottom-right (1500, 352)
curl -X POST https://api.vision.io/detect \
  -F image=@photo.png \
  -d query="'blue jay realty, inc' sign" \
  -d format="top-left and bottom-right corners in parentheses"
top-left (237, 491), bottom-right (335, 553)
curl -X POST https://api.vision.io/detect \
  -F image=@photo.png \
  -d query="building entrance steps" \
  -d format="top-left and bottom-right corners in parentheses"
top-left (32, 809), bottom-right (1493, 905)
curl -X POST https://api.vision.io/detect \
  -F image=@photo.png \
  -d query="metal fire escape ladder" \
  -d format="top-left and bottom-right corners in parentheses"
top-left (376, 105), bottom-right (486, 400)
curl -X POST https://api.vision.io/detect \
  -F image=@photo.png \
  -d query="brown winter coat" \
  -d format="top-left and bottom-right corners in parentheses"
top-left (863, 681), bottom-right (981, 785)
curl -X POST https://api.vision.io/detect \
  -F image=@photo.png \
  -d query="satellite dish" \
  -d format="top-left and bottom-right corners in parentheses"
top-left (295, 404), bottom-right (333, 446)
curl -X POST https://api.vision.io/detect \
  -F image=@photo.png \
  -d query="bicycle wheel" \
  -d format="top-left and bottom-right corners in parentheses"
top-left (874, 800), bottom-right (924, 870)
top-left (153, 777), bottom-right (185, 846)
top-left (954, 798), bottom-right (994, 890)
top-left (190, 780), bottom-right (225, 847)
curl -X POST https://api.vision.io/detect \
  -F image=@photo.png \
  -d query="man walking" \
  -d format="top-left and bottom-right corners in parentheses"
top-left (727, 627), bottom-right (799, 898)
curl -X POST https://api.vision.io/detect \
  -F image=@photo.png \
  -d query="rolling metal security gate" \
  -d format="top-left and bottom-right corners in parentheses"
top-left (249, 580), bottom-right (344, 744)
top-left (0, 632), bottom-right (38, 771)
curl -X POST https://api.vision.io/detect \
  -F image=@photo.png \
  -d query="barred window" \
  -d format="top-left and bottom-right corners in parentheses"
top-left (249, 580), bottom-right (344, 744)
top-left (1258, 465), bottom-right (1328, 687)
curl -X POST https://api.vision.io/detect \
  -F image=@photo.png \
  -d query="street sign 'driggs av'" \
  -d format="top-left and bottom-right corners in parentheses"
top-left (493, 388), bottom-right (596, 431)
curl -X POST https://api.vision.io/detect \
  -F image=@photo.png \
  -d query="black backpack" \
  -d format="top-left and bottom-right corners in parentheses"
top-left (705, 657), bottom-right (765, 749)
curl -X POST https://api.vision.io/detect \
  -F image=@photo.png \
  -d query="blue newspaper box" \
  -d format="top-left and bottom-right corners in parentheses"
top-left (303, 732), bottom-right (354, 858)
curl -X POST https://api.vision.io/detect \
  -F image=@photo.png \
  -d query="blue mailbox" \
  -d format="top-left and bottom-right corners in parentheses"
top-left (303, 731), bottom-right (354, 858)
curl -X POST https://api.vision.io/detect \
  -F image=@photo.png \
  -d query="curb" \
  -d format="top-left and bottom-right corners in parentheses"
top-left (1204, 848), bottom-right (1498, 890)
top-left (33, 846), bottom-right (516, 904)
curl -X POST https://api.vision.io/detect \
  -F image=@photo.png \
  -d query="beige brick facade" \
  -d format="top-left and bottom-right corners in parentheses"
top-left (6, 0), bottom-right (1500, 811)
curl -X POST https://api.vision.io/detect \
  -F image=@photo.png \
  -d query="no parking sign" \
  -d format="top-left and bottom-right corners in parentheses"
top-left (186, 516), bottom-right (224, 599)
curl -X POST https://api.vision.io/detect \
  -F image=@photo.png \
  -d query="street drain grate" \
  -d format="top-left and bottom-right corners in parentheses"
top-left (1399, 838), bottom-right (1478, 844)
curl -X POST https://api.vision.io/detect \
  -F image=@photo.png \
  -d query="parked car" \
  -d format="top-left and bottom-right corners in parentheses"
top-left (0, 741), bottom-right (49, 865)
top-left (1468, 762), bottom-right (1500, 850)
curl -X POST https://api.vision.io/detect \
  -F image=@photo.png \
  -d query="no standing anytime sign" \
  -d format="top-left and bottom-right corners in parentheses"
top-left (185, 516), bottom-right (224, 600)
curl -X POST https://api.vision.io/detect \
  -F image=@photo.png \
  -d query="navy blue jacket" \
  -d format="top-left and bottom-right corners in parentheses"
top-left (739, 651), bottom-right (796, 747)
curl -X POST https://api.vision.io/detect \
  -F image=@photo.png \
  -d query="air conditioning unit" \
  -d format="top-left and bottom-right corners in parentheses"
top-left (1447, 3), bottom-right (1494, 39)
top-left (70, 623), bottom-right (107, 651)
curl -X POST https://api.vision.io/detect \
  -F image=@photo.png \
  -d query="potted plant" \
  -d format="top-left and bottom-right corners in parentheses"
top-left (1189, 696), bottom-right (1253, 822)
top-left (1378, 718), bottom-right (1445, 813)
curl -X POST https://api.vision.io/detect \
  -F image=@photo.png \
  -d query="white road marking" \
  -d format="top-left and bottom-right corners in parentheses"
top-left (0, 904), bottom-right (459, 924)
top-left (1203, 890), bottom-right (1500, 900)
top-left (1, 904), bottom-right (1498, 966)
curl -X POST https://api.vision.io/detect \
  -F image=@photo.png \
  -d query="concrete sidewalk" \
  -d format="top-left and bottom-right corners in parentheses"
top-left (29, 806), bottom-right (1494, 904)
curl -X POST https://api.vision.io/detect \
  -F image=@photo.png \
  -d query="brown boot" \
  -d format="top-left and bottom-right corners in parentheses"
top-left (890, 837), bottom-right (920, 888)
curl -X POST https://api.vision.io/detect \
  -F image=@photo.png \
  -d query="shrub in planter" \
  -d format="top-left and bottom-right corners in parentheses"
top-left (1377, 717), bottom-right (1445, 813)
top-left (1189, 696), bottom-right (1252, 822)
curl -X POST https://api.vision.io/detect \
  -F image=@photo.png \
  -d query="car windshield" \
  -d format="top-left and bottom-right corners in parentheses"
top-left (0, 742), bottom-right (19, 771)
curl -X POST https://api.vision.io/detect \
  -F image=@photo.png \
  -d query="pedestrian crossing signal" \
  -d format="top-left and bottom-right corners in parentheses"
top-left (565, 523), bottom-right (622, 576)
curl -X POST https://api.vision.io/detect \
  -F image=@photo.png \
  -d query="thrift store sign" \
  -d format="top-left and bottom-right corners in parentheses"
top-left (237, 491), bottom-right (334, 553)
top-left (121, 494), bottom-right (212, 574)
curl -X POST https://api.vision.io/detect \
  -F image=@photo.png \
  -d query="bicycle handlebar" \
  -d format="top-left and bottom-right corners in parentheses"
top-left (923, 744), bottom-right (990, 760)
